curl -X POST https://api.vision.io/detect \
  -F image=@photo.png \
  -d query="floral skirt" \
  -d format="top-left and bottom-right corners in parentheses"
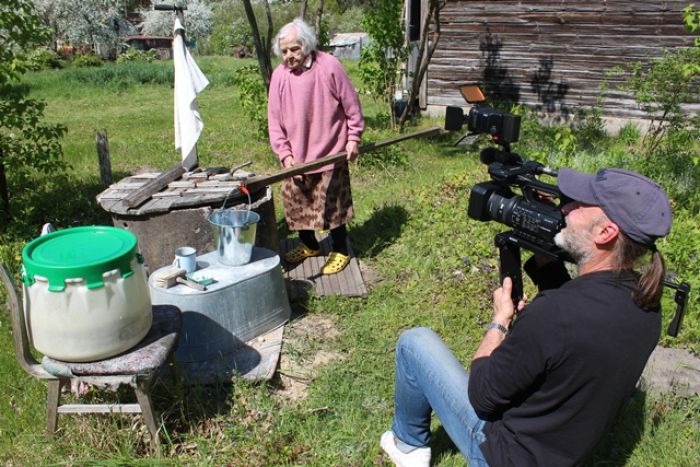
top-left (281, 163), bottom-right (354, 231)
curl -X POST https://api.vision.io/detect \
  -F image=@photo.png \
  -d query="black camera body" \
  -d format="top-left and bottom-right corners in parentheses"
top-left (468, 180), bottom-right (563, 249)
top-left (467, 107), bottom-right (521, 145)
top-left (444, 86), bottom-right (567, 300)
top-left (444, 90), bottom-right (565, 260)
top-left (445, 103), bottom-right (521, 146)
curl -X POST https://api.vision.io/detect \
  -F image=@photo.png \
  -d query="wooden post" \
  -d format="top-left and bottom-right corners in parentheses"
top-left (96, 130), bottom-right (112, 186)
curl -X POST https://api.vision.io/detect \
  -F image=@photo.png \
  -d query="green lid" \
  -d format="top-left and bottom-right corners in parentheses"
top-left (22, 226), bottom-right (140, 292)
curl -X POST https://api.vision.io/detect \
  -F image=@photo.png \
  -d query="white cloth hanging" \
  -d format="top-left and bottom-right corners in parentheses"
top-left (173, 17), bottom-right (209, 170)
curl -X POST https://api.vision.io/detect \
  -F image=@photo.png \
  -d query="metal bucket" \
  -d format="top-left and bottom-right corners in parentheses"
top-left (208, 209), bottom-right (261, 266)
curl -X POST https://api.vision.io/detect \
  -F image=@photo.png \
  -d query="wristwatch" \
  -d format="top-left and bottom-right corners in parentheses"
top-left (484, 322), bottom-right (509, 335)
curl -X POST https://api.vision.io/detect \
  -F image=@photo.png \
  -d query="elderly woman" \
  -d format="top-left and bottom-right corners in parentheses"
top-left (267, 18), bottom-right (365, 275)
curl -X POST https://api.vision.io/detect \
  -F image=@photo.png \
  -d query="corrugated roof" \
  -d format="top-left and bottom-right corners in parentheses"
top-left (329, 33), bottom-right (368, 47)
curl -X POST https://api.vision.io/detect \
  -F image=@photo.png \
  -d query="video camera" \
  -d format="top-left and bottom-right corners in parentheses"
top-left (445, 85), bottom-right (568, 301)
top-left (444, 85), bottom-right (690, 336)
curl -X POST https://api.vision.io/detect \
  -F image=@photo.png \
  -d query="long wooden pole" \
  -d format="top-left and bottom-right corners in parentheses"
top-left (243, 126), bottom-right (444, 191)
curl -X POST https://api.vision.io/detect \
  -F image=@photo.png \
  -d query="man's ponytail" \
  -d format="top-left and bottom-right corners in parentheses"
top-left (615, 235), bottom-right (666, 310)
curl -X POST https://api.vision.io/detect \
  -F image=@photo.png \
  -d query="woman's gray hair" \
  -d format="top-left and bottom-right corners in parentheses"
top-left (273, 18), bottom-right (318, 57)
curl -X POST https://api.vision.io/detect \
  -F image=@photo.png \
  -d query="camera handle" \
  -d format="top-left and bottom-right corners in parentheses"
top-left (664, 280), bottom-right (691, 337)
top-left (495, 231), bottom-right (563, 306)
top-left (495, 233), bottom-right (524, 305)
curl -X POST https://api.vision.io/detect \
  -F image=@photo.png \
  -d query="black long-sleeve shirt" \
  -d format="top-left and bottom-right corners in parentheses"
top-left (469, 260), bottom-right (660, 466)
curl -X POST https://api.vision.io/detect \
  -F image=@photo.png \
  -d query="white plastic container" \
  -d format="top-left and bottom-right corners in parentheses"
top-left (22, 226), bottom-right (152, 362)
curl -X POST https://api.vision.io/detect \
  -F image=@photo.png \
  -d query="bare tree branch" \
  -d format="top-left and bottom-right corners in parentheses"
top-left (399, 0), bottom-right (443, 130)
top-left (242, 0), bottom-right (273, 89)
top-left (315, 0), bottom-right (325, 45)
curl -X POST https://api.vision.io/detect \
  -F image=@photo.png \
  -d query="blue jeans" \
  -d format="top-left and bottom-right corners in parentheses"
top-left (391, 327), bottom-right (489, 466)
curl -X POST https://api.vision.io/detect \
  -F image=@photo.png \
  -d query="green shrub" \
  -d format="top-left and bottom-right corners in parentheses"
top-left (72, 53), bottom-right (103, 68)
top-left (571, 106), bottom-right (607, 149)
top-left (116, 47), bottom-right (158, 64)
top-left (231, 64), bottom-right (268, 140)
top-left (617, 122), bottom-right (642, 146)
top-left (23, 47), bottom-right (62, 70)
top-left (610, 48), bottom-right (700, 143)
top-left (357, 144), bottom-right (407, 169)
top-left (606, 46), bottom-right (700, 213)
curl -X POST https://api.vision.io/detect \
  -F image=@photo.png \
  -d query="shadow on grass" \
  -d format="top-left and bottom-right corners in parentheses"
top-left (430, 390), bottom-right (647, 466)
top-left (350, 204), bottom-right (409, 258)
top-left (1, 171), bottom-right (131, 242)
top-left (153, 375), bottom-right (235, 441)
top-left (585, 389), bottom-right (647, 466)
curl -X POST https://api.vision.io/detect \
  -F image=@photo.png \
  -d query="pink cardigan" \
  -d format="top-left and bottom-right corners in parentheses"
top-left (267, 51), bottom-right (365, 173)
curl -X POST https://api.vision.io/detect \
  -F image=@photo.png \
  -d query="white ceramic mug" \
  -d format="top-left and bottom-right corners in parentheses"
top-left (173, 246), bottom-right (197, 274)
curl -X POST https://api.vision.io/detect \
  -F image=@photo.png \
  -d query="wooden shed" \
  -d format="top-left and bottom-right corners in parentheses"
top-left (409, 1), bottom-right (697, 121)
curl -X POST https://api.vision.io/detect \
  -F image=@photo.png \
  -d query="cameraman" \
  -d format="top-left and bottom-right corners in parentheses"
top-left (380, 168), bottom-right (672, 466)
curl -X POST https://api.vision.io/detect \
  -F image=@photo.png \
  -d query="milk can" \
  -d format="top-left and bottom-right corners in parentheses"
top-left (21, 226), bottom-right (152, 362)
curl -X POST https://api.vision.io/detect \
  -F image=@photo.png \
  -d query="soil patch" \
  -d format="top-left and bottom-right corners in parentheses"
top-left (358, 260), bottom-right (384, 289)
top-left (274, 313), bottom-right (345, 401)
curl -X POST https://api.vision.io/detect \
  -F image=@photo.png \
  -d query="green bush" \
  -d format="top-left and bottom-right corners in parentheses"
top-left (231, 64), bottom-right (268, 140)
top-left (72, 53), bottom-right (103, 68)
top-left (608, 46), bottom-right (700, 213)
top-left (617, 122), bottom-right (642, 146)
top-left (612, 47), bottom-right (700, 154)
top-left (116, 47), bottom-right (158, 64)
top-left (23, 47), bottom-right (62, 71)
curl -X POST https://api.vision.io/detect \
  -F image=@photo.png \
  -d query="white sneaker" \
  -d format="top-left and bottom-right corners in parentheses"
top-left (380, 431), bottom-right (431, 467)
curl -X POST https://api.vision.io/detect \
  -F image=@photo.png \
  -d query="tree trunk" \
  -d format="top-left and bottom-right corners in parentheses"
top-left (242, 0), bottom-right (274, 89)
top-left (399, 0), bottom-right (442, 130)
top-left (300, 0), bottom-right (308, 20)
top-left (96, 130), bottom-right (112, 186)
top-left (314, 0), bottom-right (325, 44)
top-left (0, 156), bottom-right (10, 220)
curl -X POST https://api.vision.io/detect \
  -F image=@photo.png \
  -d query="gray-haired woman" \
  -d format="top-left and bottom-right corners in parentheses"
top-left (267, 18), bottom-right (364, 274)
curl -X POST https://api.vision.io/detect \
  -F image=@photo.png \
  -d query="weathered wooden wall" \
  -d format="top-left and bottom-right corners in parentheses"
top-left (427, 1), bottom-right (697, 119)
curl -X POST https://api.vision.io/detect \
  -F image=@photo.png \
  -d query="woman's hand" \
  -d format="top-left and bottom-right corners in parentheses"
top-left (346, 141), bottom-right (360, 161)
top-left (281, 154), bottom-right (294, 169)
top-left (282, 155), bottom-right (303, 182)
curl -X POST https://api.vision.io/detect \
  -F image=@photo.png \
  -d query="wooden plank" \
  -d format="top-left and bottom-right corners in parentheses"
top-left (123, 163), bottom-right (186, 208)
top-left (243, 127), bottom-right (443, 191)
top-left (280, 237), bottom-right (366, 298)
top-left (124, 173), bottom-right (161, 181)
top-left (170, 194), bottom-right (226, 209)
top-left (106, 200), bottom-right (132, 215)
top-left (132, 196), bottom-right (176, 215)
top-left (151, 191), bottom-right (183, 198)
top-left (97, 198), bottom-right (121, 213)
top-left (98, 189), bottom-right (135, 200)
top-left (106, 182), bottom-right (147, 190)
top-left (182, 187), bottom-right (240, 194)
top-left (58, 403), bottom-right (141, 414)
top-left (168, 181), bottom-right (197, 188)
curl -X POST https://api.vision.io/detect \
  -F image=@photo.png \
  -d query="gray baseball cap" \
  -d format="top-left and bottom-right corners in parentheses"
top-left (557, 168), bottom-right (672, 245)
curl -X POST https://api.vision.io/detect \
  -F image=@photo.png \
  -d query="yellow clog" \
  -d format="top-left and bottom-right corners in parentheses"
top-left (321, 252), bottom-right (350, 275)
top-left (284, 243), bottom-right (320, 263)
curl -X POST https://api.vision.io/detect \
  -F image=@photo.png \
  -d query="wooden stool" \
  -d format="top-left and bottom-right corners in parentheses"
top-left (0, 262), bottom-right (181, 451)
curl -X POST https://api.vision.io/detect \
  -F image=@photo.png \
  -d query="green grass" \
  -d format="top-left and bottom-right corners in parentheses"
top-left (0, 57), bottom-right (698, 465)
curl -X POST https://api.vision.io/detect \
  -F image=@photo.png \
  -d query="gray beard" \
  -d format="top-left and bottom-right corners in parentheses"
top-left (554, 228), bottom-right (593, 265)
